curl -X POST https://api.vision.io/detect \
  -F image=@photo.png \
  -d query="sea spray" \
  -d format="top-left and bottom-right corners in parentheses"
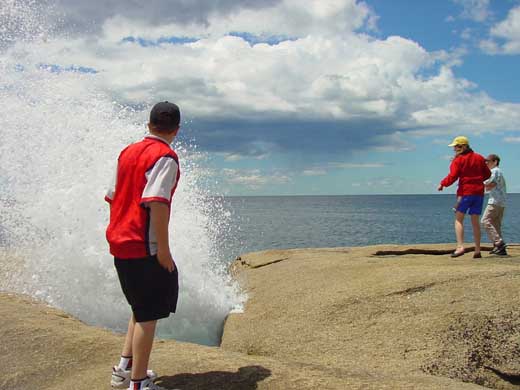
top-left (0, 0), bottom-right (245, 346)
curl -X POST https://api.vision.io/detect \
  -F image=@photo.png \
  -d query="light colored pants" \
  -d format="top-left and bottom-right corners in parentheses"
top-left (481, 204), bottom-right (505, 245)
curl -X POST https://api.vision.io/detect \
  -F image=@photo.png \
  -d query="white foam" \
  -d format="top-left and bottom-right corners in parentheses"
top-left (0, 0), bottom-right (245, 346)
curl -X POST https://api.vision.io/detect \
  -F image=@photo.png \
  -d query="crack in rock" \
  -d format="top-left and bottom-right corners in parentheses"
top-left (374, 247), bottom-right (493, 256)
top-left (386, 282), bottom-right (437, 296)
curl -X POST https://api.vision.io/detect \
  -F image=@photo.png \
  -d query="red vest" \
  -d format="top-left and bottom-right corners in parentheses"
top-left (106, 137), bottom-right (180, 258)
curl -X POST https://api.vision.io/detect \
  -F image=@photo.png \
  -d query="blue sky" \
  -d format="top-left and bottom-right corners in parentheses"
top-left (371, 0), bottom-right (519, 102)
top-left (7, 0), bottom-right (520, 195)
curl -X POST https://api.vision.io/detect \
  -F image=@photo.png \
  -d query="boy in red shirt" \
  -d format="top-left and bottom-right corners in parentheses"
top-left (106, 102), bottom-right (181, 390)
top-left (438, 136), bottom-right (491, 259)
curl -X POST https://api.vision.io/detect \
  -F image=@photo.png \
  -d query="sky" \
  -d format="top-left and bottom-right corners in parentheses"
top-left (4, 0), bottom-right (520, 195)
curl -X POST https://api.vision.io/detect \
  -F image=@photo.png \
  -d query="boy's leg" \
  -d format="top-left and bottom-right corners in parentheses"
top-left (111, 315), bottom-right (137, 388)
top-left (470, 214), bottom-right (481, 254)
top-left (480, 205), bottom-right (493, 243)
top-left (496, 206), bottom-right (505, 239)
top-left (454, 211), bottom-right (465, 250)
top-left (131, 319), bottom-right (158, 381)
top-left (122, 314), bottom-right (136, 358)
top-left (481, 204), bottom-right (500, 246)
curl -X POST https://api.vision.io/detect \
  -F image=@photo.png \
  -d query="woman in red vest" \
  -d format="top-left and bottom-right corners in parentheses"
top-left (438, 136), bottom-right (491, 259)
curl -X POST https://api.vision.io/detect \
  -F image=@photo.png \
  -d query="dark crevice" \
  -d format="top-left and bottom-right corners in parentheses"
top-left (484, 366), bottom-right (520, 385)
top-left (249, 257), bottom-right (289, 269)
top-left (386, 282), bottom-right (436, 296)
top-left (374, 246), bottom-right (494, 256)
top-left (385, 272), bottom-right (520, 298)
top-left (234, 256), bottom-right (290, 269)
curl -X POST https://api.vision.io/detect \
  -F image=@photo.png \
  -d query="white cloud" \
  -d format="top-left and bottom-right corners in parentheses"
top-left (302, 169), bottom-right (328, 176)
top-left (22, 29), bottom-right (432, 120)
top-left (98, 0), bottom-right (374, 42)
top-left (52, 0), bottom-right (283, 34)
top-left (348, 176), bottom-right (438, 194)
top-left (460, 28), bottom-right (473, 41)
top-left (301, 161), bottom-right (386, 177)
top-left (220, 141), bottom-right (275, 161)
top-left (481, 5), bottom-right (520, 54)
top-left (223, 152), bottom-right (268, 161)
top-left (222, 168), bottom-right (290, 189)
top-left (452, 0), bottom-right (491, 22)
top-left (223, 154), bottom-right (245, 162)
top-left (329, 162), bottom-right (386, 169)
top-left (301, 162), bottom-right (385, 177)
top-left (431, 46), bottom-right (467, 68)
top-left (4, 0), bottom-right (520, 159)
top-left (504, 136), bottom-right (520, 143)
top-left (479, 38), bottom-right (500, 53)
top-left (368, 132), bottom-right (415, 153)
top-left (209, 0), bottom-right (375, 38)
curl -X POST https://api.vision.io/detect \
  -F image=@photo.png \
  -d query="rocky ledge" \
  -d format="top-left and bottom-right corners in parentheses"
top-left (2, 243), bottom-right (519, 389)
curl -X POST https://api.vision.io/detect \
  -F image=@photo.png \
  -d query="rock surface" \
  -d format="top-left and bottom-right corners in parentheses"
top-left (223, 244), bottom-right (520, 390)
top-left (1, 244), bottom-right (519, 389)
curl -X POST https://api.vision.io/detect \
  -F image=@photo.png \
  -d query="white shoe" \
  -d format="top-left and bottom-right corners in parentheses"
top-left (111, 366), bottom-right (157, 389)
top-left (131, 377), bottom-right (168, 390)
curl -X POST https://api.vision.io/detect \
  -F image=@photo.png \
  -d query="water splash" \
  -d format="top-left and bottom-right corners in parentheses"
top-left (0, 0), bottom-right (245, 346)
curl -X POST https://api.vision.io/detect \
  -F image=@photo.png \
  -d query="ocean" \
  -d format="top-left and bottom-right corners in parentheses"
top-left (219, 194), bottom-right (520, 262)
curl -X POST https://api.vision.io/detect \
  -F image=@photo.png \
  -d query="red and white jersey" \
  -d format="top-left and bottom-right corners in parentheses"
top-left (105, 135), bottom-right (180, 259)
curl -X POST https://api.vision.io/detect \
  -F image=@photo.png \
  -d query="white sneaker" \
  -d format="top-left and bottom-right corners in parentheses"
top-left (130, 377), bottom-right (168, 390)
top-left (111, 366), bottom-right (157, 389)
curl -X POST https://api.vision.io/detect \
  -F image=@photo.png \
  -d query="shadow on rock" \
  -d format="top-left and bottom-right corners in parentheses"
top-left (156, 365), bottom-right (271, 390)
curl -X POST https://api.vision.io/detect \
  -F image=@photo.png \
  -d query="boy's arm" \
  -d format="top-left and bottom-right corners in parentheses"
top-left (140, 154), bottom-right (179, 272)
top-left (484, 168), bottom-right (496, 190)
top-left (485, 182), bottom-right (497, 190)
top-left (149, 202), bottom-right (175, 273)
top-left (484, 167), bottom-right (496, 185)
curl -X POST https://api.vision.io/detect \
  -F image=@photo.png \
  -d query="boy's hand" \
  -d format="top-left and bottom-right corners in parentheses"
top-left (157, 249), bottom-right (176, 273)
top-left (437, 185), bottom-right (444, 191)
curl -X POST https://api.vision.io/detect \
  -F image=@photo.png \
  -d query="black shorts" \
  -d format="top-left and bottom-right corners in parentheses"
top-left (114, 255), bottom-right (179, 323)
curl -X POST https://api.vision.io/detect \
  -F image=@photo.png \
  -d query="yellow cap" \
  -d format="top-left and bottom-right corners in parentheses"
top-left (448, 136), bottom-right (469, 147)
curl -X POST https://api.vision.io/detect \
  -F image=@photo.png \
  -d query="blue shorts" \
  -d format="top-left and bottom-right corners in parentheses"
top-left (456, 195), bottom-right (484, 215)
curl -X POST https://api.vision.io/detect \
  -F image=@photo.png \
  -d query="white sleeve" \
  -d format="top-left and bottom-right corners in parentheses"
top-left (105, 160), bottom-right (117, 203)
top-left (141, 156), bottom-right (179, 205)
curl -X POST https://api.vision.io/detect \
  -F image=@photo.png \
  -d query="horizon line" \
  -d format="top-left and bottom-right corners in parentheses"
top-left (213, 192), bottom-right (520, 197)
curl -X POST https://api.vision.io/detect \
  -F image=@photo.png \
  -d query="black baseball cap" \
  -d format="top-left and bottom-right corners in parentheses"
top-left (149, 101), bottom-right (180, 132)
